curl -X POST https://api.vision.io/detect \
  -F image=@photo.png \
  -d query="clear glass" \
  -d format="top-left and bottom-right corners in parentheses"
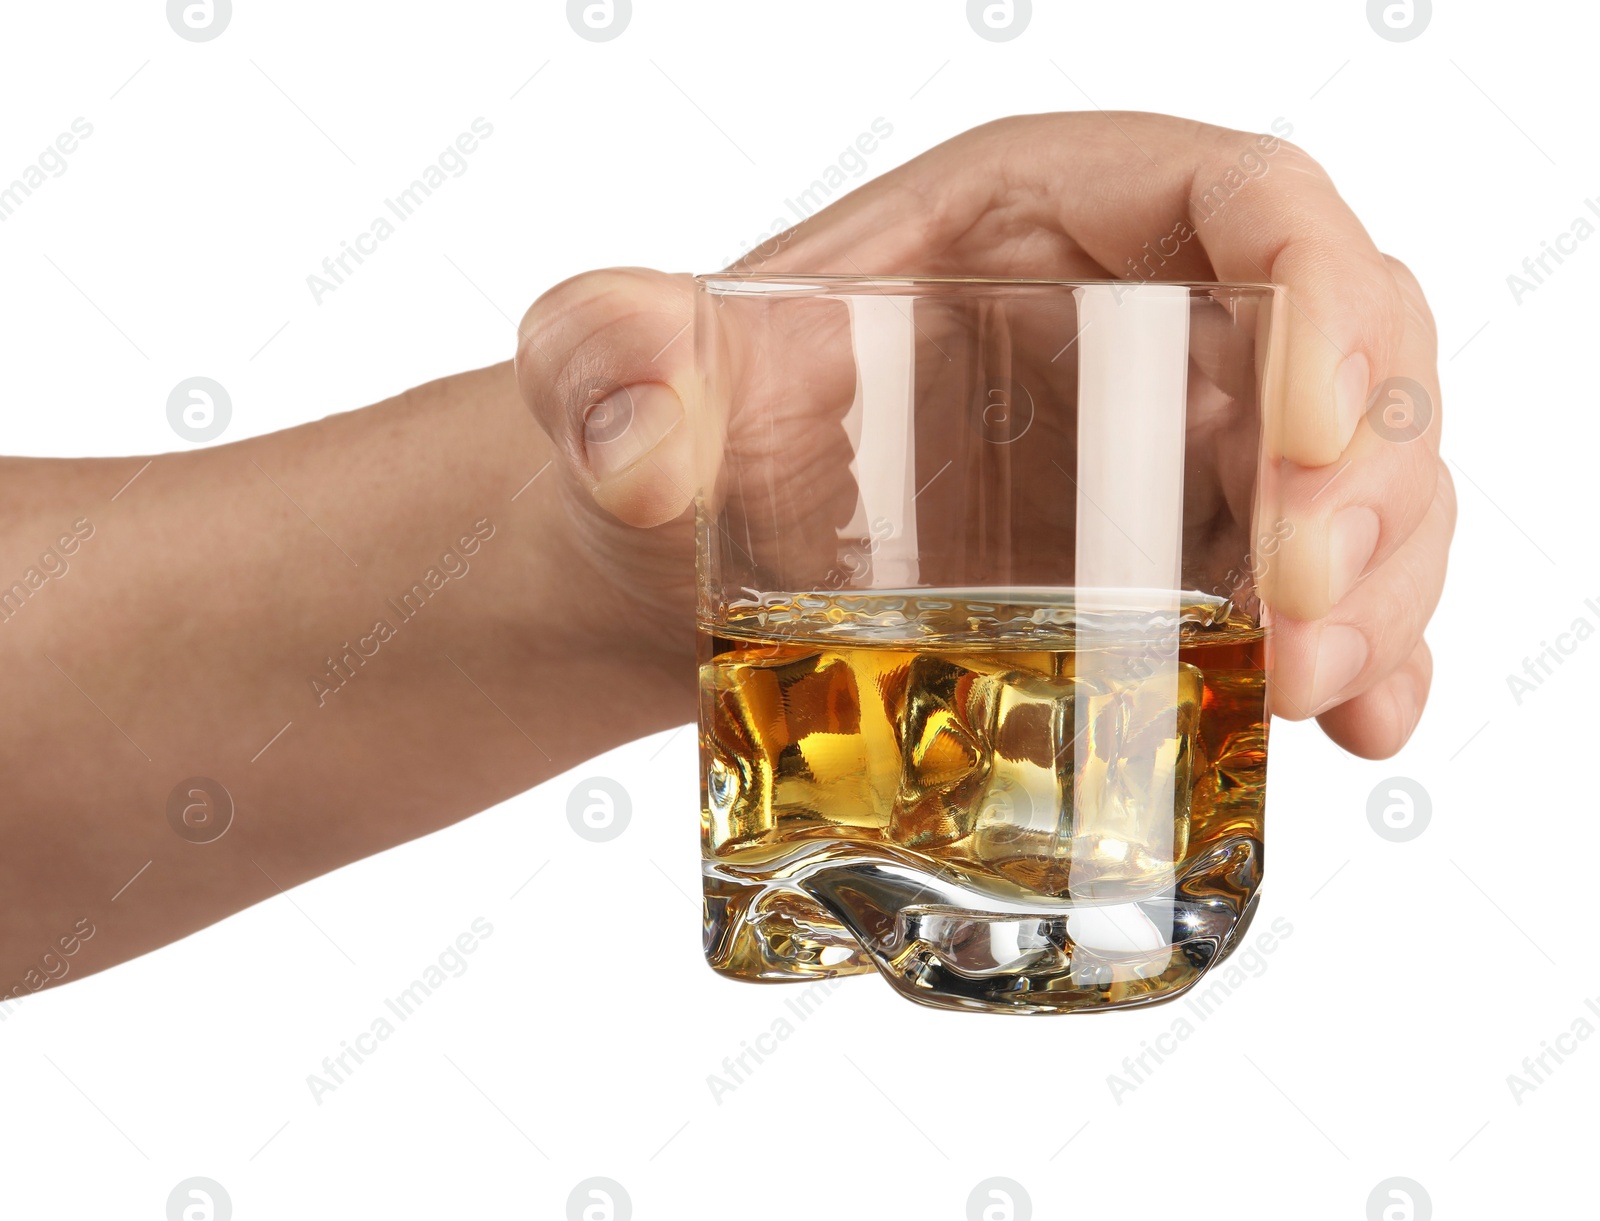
top-left (694, 274), bottom-right (1283, 1014)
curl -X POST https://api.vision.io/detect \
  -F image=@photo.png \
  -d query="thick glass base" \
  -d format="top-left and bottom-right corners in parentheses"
top-left (703, 837), bottom-right (1261, 1014)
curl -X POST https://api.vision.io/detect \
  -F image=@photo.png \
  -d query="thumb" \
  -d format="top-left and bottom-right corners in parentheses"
top-left (515, 267), bottom-right (696, 528)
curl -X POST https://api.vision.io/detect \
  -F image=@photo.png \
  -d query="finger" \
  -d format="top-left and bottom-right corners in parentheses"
top-left (1266, 255), bottom-right (1442, 622)
top-left (1314, 637), bottom-right (1434, 759)
top-left (515, 267), bottom-right (696, 528)
top-left (758, 112), bottom-right (1410, 467)
top-left (1269, 459), bottom-right (1455, 722)
top-left (706, 287), bottom-right (862, 584)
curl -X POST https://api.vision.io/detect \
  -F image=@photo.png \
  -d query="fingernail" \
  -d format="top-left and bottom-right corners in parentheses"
top-left (1311, 624), bottom-right (1368, 714)
top-left (1334, 352), bottom-right (1370, 453)
top-left (1327, 505), bottom-right (1380, 606)
top-left (583, 383), bottom-right (683, 481)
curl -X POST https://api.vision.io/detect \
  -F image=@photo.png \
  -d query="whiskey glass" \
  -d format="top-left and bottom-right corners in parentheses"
top-left (694, 274), bottom-right (1283, 1014)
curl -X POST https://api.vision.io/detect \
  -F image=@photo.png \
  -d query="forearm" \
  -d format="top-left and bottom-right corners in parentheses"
top-left (0, 361), bottom-right (693, 992)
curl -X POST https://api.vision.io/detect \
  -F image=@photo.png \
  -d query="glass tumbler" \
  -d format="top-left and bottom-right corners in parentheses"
top-left (694, 274), bottom-right (1283, 1014)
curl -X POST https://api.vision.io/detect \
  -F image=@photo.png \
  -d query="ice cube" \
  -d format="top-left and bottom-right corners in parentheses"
top-left (889, 654), bottom-right (998, 848)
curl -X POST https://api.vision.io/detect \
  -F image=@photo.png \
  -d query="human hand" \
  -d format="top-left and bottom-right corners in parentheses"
top-left (514, 111), bottom-right (1453, 758)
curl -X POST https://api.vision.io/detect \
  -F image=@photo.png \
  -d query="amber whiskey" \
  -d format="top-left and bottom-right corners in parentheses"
top-left (698, 589), bottom-right (1267, 1014)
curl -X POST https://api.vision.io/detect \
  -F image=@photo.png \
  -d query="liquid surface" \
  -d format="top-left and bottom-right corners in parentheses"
top-left (698, 590), bottom-right (1269, 1013)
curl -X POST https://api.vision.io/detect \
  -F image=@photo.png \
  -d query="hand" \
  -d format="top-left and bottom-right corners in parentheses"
top-left (514, 111), bottom-right (1453, 759)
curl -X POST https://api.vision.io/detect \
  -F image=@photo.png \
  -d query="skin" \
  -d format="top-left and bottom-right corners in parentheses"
top-left (0, 111), bottom-right (1453, 998)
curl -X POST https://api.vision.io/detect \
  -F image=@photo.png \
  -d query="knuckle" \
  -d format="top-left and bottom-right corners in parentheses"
top-left (1433, 459), bottom-right (1458, 530)
top-left (987, 113), bottom-right (1038, 138)
top-left (1411, 636), bottom-right (1435, 692)
top-left (542, 266), bottom-right (657, 322)
top-left (1398, 443), bottom-right (1442, 519)
top-left (1371, 566), bottom-right (1429, 663)
top-left (1265, 137), bottom-right (1326, 179)
top-left (1389, 535), bottom-right (1445, 645)
top-left (1381, 252), bottom-right (1437, 334)
top-left (517, 267), bottom-right (680, 376)
top-left (1194, 126), bottom-right (1321, 182)
top-left (1381, 252), bottom-right (1419, 288)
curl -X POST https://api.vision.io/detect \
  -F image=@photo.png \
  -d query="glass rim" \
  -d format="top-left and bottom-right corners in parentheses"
top-left (695, 272), bottom-right (1278, 295)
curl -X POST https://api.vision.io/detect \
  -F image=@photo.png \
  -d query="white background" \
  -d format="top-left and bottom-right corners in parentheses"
top-left (0, 1), bottom-right (1591, 1218)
